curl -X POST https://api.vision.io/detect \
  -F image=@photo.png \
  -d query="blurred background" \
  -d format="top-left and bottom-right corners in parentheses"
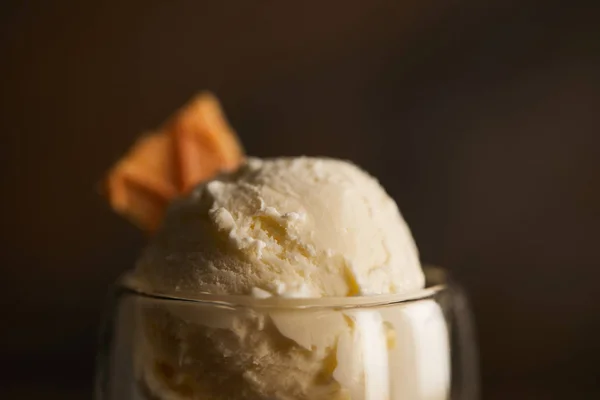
top-left (1, 1), bottom-right (599, 399)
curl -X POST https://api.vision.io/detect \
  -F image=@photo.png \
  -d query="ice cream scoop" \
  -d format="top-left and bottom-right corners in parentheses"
top-left (129, 157), bottom-right (443, 400)
top-left (134, 156), bottom-right (424, 299)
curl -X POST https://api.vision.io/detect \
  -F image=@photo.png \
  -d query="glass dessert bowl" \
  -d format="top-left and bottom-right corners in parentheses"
top-left (96, 267), bottom-right (478, 400)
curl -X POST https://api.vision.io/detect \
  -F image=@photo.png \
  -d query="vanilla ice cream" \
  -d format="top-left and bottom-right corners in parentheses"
top-left (130, 157), bottom-right (448, 400)
top-left (135, 157), bottom-right (424, 298)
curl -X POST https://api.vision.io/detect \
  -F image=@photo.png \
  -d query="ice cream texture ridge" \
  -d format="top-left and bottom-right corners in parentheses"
top-left (103, 93), bottom-right (449, 400)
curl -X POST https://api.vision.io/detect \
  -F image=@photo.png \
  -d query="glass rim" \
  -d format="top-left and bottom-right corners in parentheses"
top-left (116, 266), bottom-right (449, 309)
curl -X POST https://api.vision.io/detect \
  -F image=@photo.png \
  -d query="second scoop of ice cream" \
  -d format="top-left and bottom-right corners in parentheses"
top-left (135, 157), bottom-right (424, 298)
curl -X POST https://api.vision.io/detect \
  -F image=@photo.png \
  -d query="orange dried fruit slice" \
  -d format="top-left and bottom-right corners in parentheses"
top-left (103, 92), bottom-right (244, 233)
top-left (169, 92), bottom-right (244, 192)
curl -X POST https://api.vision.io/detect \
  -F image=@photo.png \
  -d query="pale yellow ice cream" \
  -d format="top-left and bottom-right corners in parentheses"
top-left (135, 157), bottom-right (424, 298)
top-left (132, 157), bottom-right (447, 400)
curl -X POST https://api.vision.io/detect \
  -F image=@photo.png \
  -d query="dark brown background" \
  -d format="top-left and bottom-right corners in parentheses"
top-left (1, 1), bottom-right (599, 399)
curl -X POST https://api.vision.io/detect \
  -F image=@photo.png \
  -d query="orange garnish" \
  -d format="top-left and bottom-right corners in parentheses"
top-left (103, 92), bottom-right (244, 233)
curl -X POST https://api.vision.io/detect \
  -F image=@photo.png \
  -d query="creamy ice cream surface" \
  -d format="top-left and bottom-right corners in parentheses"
top-left (134, 156), bottom-right (424, 298)
top-left (128, 157), bottom-right (449, 400)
